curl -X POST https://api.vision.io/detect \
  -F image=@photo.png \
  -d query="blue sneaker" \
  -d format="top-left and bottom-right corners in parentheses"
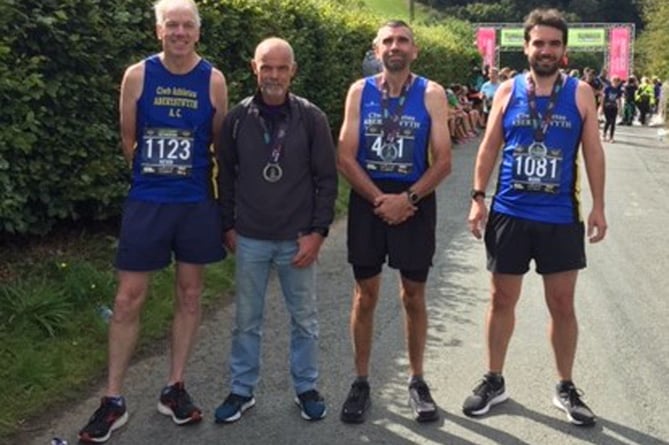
top-left (294, 389), bottom-right (327, 421)
top-left (214, 393), bottom-right (255, 423)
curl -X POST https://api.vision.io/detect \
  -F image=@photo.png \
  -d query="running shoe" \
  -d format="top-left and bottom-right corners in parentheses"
top-left (552, 381), bottom-right (596, 426)
top-left (462, 374), bottom-right (509, 416)
top-left (78, 396), bottom-right (128, 443)
top-left (214, 393), bottom-right (256, 423)
top-left (408, 379), bottom-right (439, 422)
top-left (157, 381), bottom-right (202, 425)
top-left (294, 389), bottom-right (327, 420)
top-left (340, 380), bottom-right (371, 423)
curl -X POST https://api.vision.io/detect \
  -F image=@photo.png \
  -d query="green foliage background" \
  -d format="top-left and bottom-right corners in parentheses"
top-left (0, 0), bottom-right (478, 237)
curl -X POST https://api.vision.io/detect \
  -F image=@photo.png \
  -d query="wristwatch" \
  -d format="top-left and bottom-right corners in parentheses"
top-left (310, 227), bottom-right (329, 238)
top-left (405, 190), bottom-right (420, 205)
top-left (470, 189), bottom-right (486, 201)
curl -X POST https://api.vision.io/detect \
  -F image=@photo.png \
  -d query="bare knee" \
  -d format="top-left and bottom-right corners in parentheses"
top-left (175, 282), bottom-right (202, 314)
top-left (353, 290), bottom-right (378, 315)
top-left (546, 294), bottom-right (576, 320)
top-left (113, 289), bottom-right (146, 323)
top-left (490, 288), bottom-right (520, 312)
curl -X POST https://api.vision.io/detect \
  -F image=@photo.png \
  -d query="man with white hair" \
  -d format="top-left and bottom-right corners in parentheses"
top-left (78, 0), bottom-right (228, 442)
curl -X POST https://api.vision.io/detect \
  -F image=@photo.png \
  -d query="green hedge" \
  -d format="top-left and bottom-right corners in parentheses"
top-left (0, 0), bottom-right (478, 236)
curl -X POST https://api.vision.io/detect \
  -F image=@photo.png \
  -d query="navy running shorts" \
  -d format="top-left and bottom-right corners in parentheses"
top-left (115, 199), bottom-right (226, 272)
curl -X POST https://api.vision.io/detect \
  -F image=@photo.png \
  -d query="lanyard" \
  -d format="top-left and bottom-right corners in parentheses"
top-left (380, 75), bottom-right (412, 143)
top-left (526, 73), bottom-right (564, 143)
top-left (255, 110), bottom-right (289, 165)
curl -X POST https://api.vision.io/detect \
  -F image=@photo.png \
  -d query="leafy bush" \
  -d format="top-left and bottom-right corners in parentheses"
top-left (1, 0), bottom-right (477, 236)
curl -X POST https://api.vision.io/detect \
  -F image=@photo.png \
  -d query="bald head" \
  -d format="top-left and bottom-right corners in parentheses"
top-left (254, 37), bottom-right (295, 65)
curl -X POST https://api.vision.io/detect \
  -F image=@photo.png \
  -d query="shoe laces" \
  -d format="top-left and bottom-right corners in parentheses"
top-left (167, 383), bottom-right (193, 406)
top-left (472, 378), bottom-right (498, 397)
top-left (563, 385), bottom-right (587, 407)
top-left (225, 393), bottom-right (250, 406)
top-left (299, 389), bottom-right (322, 403)
top-left (348, 381), bottom-right (369, 402)
top-left (89, 398), bottom-right (122, 424)
top-left (411, 381), bottom-right (434, 403)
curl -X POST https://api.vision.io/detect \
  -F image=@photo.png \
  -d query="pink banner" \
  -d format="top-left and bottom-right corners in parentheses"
top-left (609, 27), bottom-right (630, 80)
top-left (476, 28), bottom-right (496, 69)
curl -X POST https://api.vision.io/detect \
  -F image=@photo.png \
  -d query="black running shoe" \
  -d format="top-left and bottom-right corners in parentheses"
top-left (408, 379), bottom-right (439, 422)
top-left (340, 380), bottom-right (371, 423)
top-left (78, 396), bottom-right (128, 443)
top-left (553, 382), bottom-right (596, 426)
top-left (157, 381), bottom-right (202, 425)
top-left (462, 374), bottom-right (509, 416)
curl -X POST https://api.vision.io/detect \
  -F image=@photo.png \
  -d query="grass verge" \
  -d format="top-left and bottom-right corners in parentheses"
top-left (0, 182), bottom-right (349, 441)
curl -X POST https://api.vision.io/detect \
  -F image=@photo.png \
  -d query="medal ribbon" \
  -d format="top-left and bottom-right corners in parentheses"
top-left (252, 106), bottom-right (289, 165)
top-left (380, 75), bottom-right (412, 144)
top-left (526, 73), bottom-right (564, 143)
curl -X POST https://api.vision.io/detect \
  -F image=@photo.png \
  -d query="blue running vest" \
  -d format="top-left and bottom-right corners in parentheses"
top-left (493, 74), bottom-right (583, 223)
top-left (130, 55), bottom-right (217, 202)
top-left (357, 76), bottom-right (430, 183)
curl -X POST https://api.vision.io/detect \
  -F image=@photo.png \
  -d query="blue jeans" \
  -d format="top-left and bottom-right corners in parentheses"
top-left (230, 235), bottom-right (320, 397)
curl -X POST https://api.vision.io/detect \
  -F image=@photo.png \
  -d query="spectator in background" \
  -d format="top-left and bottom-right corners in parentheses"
top-left (479, 67), bottom-right (501, 125)
top-left (621, 75), bottom-right (638, 125)
top-left (583, 67), bottom-right (603, 109)
top-left (362, 44), bottom-right (383, 77)
top-left (601, 75), bottom-right (623, 142)
top-left (635, 76), bottom-right (655, 125)
top-left (652, 76), bottom-right (662, 115)
top-left (598, 67), bottom-right (610, 87)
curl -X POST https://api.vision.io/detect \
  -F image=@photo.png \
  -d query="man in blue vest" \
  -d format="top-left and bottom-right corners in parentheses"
top-left (78, 0), bottom-right (228, 442)
top-left (337, 20), bottom-right (452, 424)
top-left (463, 8), bottom-right (607, 426)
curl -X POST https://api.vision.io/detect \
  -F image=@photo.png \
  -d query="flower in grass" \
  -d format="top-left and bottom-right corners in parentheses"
top-left (59, 262), bottom-right (68, 269)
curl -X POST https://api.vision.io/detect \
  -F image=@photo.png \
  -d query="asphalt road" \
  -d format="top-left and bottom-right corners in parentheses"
top-left (26, 124), bottom-right (669, 445)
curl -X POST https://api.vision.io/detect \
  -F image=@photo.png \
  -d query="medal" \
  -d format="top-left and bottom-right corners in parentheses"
top-left (262, 163), bottom-right (283, 182)
top-left (528, 141), bottom-right (548, 158)
top-left (380, 142), bottom-right (399, 162)
top-left (251, 97), bottom-right (289, 183)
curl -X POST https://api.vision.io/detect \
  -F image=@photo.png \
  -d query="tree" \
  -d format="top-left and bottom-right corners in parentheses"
top-left (636, 0), bottom-right (669, 79)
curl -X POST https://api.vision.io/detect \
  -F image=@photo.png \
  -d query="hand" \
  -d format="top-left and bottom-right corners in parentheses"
top-left (292, 232), bottom-right (324, 268)
top-left (587, 208), bottom-right (607, 243)
top-left (223, 229), bottom-right (237, 253)
top-left (467, 200), bottom-right (488, 239)
top-left (373, 193), bottom-right (417, 225)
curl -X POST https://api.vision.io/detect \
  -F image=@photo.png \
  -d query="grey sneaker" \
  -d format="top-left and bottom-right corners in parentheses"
top-left (408, 380), bottom-right (439, 422)
top-left (462, 374), bottom-right (509, 416)
top-left (552, 382), bottom-right (596, 426)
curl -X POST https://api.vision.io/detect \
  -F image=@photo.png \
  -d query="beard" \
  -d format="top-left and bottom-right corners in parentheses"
top-left (530, 56), bottom-right (560, 77)
top-left (260, 82), bottom-right (286, 96)
top-left (382, 53), bottom-right (409, 73)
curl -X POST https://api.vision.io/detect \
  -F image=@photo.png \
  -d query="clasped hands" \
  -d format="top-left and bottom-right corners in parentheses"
top-left (373, 193), bottom-right (416, 225)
